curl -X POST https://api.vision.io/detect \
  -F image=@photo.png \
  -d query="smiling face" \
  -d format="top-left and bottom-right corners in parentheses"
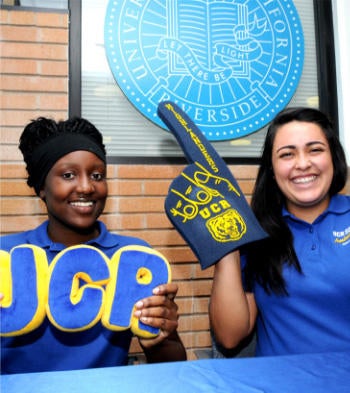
top-left (271, 120), bottom-right (334, 222)
top-left (39, 150), bottom-right (107, 245)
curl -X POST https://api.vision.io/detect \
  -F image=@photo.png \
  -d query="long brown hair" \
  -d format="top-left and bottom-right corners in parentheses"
top-left (244, 107), bottom-right (348, 294)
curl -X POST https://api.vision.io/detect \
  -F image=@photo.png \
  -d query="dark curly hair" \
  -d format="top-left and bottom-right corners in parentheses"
top-left (19, 117), bottom-right (106, 194)
top-left (19, 117), bottom-right (59, 165)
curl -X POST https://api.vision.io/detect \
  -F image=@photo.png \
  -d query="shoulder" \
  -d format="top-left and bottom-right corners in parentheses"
top-left (0, 231), bottom-right (33, 252)
top-left (329, 194), bottom-right (350, 212)
top-left (108, 232), bottom-right (150, 248)
top-left (334, 193), bottom-right (350, 201)
top-left (0, 222), bottom-right (49, 252)
top-left (94, 221), bottom-right (150, 257)
top-left (98, 221), bottom-right (149, 247)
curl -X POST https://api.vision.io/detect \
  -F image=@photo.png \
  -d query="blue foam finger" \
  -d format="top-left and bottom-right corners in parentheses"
top-left (158, 101), bottom-right (228, 167)
top-left (158, 101), bottom-right (268, 269)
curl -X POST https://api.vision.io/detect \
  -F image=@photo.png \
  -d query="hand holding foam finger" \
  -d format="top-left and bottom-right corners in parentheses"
top-left (157, 101), bottom-right (267, 269)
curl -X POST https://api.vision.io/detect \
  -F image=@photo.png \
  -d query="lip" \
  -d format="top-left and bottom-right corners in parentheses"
top-left (291, 175), bottom-right (317, 185)
top-left (69, 201), bottom-right (94, 207)
top-left (69, 200), bottom-right (96, 213)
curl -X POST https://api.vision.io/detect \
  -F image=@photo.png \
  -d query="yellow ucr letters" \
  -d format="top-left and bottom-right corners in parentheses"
top-left (0, 244), bottom-right (171, 338)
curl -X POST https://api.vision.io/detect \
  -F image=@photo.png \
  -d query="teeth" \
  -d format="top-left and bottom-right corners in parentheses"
top-left (293, 176), bottom-right (316, 184)
top-left (70, 201), bottom-right (93, 207)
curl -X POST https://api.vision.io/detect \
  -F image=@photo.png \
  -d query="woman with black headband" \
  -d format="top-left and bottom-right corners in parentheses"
top-left (0, 117), bottom-right (186, 374)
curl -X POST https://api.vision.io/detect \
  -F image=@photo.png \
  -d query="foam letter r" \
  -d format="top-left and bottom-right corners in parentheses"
top-left (102, 245), bottom-right (171, 338)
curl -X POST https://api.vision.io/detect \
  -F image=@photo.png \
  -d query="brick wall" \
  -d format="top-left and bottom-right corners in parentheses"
top-left (0, 7), bottom-right (68, 173)
top-left (1, 8), bottom-right (349, 363)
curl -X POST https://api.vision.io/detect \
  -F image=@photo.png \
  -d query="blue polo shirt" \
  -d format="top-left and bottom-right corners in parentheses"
top-left (1, 221), bottom-right (149, 374)
top-left (252, 194), bottom-right (350, 356)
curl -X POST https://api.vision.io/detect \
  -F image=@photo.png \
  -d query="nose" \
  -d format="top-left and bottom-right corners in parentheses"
top-left (295, 153), bottom-right (311, 170)
top-left (76, 174), bottom-right (94, 194)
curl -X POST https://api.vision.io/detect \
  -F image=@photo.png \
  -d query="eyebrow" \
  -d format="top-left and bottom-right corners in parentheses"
top-left (276, 140), bottom-right (327, 153)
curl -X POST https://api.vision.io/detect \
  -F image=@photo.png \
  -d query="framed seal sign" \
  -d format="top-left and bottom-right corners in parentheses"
top-left (104, 0), bottom-right (304, 141)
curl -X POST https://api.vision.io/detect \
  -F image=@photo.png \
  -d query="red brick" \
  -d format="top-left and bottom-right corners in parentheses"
top-left (40, 61), bottom-right (68, 76)
top-left (144, 179), bottom-right (170, 195)
top-left (1, 75), bottom-right (68, 92)
top-left (0, 25), bottom-right (67, 43)
top-left (157, 246), bottom-right (195, 263)
top-left (181, 331), bottom-right (211, 349)
top-left (0, 144), bottom-right (27, 162)
top-left (177, 280), bottom-right (213, 297)
top-left (1, 92), bottom-right (67, 110)
top-left (1, 58), bottom-right (67, 77)
top-left (0, 197), bottom-right (45, 215)
top-left (0, 215), bottom-right (46, 234)
top-left (118, 164), bottom-right (184, 179)
top-left (176, 297), bottom-right (210, 314)
top-left (0, 110), bottom-right (67, 129)
top-left (36, 12), bottom-right (68, 28)
top-left (0, 58), bottom-right (37, 75)
top-left (0, 163), bottom-right (27, 178)
top-left (107, 179), bottom-right (143, 196)
top-left (179, 314), bottom-right (210, 332)
top-left (3, 10), bottom-right (36, 25)
top-left (1, 42), bottom-right (67, 60)
top-left (0, 180), bottom-right (34, 196)
top-left (119, 196), bottom-right (164, 213)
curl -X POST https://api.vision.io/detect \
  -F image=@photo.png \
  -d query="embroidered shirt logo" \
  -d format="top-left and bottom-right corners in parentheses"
top-left (333, 226), bottom-right (350, 246)
top-left (105, 0), bottom-right (304, 140)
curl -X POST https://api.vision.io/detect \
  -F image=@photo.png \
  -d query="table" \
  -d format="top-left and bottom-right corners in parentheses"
top-left (2, 350), bottom-right (350, 393)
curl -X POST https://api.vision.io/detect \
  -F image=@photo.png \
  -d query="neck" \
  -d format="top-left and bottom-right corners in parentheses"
top-left (47, 221), bottom-right (100, 247)
top-left (286, 196), bottom-right (330, 224)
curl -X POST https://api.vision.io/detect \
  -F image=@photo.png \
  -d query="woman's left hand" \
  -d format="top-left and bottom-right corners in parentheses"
top-left (134, 282), bottom-right (179, 348)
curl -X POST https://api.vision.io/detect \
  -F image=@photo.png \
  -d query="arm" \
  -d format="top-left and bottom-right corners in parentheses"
top-left (209, 251), bottom-right (257, 349)
top-left (140, 330), bottom-right (187, 363)
top-left (134, 283), bottom-right (187, 363)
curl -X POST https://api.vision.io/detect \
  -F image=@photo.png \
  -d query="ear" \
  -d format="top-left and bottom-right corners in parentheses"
top-left (39, 189), bottom-right (46, 200)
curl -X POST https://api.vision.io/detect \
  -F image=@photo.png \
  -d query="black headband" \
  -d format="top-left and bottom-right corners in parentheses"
top-left (27, 133), bottom-right (106, 195)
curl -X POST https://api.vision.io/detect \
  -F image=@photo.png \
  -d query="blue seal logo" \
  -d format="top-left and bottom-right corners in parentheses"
top-left (105, 0), bottom-right (304, 141)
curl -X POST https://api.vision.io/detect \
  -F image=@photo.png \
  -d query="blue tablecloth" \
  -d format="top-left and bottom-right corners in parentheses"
top-left (2, 351), bottom-right (350, 392)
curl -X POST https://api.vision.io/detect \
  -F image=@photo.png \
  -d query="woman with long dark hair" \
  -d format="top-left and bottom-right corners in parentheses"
top-left (210, 107), bottom-right (350, 356)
